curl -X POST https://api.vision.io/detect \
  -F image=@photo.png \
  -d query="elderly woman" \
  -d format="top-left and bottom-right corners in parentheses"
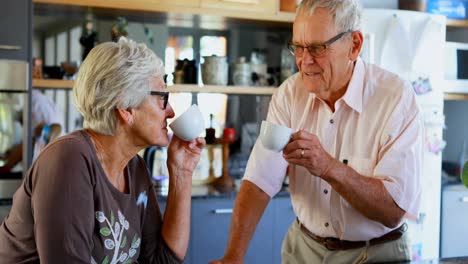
top-left (0, 38), bottom-right (205, 263)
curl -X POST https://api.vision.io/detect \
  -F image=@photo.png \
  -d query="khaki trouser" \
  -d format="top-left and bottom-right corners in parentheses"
top-left (281, 220), bottom-right (411, 264)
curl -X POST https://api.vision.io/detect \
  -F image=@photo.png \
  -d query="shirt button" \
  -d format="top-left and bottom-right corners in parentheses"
top-left (329, 119), bottom-right (334, 124)
top-left (325, 222), bottom-right (329, 227)
top-left (323, 189), bottom-right (328, 194)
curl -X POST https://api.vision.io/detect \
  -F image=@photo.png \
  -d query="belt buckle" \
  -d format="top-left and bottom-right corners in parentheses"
top-left (323, 237), bottom-right (340, 251)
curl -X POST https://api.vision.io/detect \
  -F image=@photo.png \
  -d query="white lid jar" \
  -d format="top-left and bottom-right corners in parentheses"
top-left (202, 55), bottom-right (228, 86)
top-left (232, 57), bottom-right (252, 86)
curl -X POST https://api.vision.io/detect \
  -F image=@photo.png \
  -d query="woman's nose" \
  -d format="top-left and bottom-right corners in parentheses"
top-left (166, 103), bottom-right (175, 118)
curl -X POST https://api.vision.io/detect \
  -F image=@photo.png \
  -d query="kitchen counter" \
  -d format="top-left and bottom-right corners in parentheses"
top-left (0, 181), bottom-right (291, 205)
top-left (156, 181), bottom-right (290, 200)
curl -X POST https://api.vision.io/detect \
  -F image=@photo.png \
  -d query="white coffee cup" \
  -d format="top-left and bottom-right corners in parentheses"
top-left (169, 104), bottom-right (205, 141)
top-left (259, 120), bottom-right (293, 152)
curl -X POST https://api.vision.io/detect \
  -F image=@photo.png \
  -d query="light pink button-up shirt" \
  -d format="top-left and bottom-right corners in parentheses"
top-left (244, 58), bottom-right (423, 241)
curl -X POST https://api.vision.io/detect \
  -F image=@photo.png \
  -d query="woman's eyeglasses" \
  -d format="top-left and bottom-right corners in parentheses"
top-left (148, 91), bottom-right (169, 109)
top-left (287, 31), bottom-right (352, 58)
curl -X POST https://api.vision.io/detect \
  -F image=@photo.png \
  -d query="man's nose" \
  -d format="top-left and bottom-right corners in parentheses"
top-left (300, 48), bottom-right (316, 64)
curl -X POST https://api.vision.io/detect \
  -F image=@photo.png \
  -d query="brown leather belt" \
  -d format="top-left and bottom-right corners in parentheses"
top-left (297, 218), bottom-right (407, 251)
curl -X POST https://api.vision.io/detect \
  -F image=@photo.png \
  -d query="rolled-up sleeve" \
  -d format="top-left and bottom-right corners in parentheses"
top-left (243, 77), bottom-right (295, 197)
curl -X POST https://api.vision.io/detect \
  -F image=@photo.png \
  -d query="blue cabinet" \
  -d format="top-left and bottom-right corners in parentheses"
top-left (273, 196), bottom-right (295, 264)
top-left (156, 195), bottom-right (294, 263)
top-left (0, 0), bottom-right (31, 61)
top-left (191, 199), bottom-right (232, 263)
top-left (191, 198), bottom-right (274, 264)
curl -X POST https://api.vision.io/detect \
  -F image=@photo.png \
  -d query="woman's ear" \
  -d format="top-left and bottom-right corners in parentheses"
top-left (116, 107), bottom-right (136, 127)
top-left (349, 31), bottom-right (364, 61)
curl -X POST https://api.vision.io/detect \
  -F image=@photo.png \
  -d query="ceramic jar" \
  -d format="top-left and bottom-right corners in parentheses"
top-left (232, 57), bottom-right (252, 86)
top-left (202, 55), bottom-right (228, 85)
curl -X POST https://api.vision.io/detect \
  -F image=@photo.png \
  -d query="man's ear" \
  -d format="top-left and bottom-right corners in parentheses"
top-left (349, 31), bottom-right (364, 61)
top-left (116, 107), bottom-right (136, 127)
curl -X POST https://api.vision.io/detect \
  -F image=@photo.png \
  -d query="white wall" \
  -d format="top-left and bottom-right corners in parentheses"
top-left (128, 23), bottom-right (168, 61)
top-left (32, 33), bottom-right (41, 59)
top-left (95, 20), bottom-right (168, 61)
top-left (360, 0), bottom-right (398, 9)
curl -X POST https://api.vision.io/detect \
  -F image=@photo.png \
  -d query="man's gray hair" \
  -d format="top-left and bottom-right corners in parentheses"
top-left (297, 0), bottom-right (362, 32)
top-left (73, 37), bottom-right (164, 135)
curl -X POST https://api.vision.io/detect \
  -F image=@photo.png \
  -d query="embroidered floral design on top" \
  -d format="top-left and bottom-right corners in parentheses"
top-left (92, 210), bottom-right (141, 264)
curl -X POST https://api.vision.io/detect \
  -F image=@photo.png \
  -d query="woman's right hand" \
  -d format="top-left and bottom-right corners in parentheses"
top-left (166, 136), bottom-right (206, 179)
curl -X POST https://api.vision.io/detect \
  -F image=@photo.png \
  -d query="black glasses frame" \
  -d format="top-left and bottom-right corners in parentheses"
top-left (149, 91), bottom-right (169, 109)
top-left (288, 31), bottom-right (352, 57)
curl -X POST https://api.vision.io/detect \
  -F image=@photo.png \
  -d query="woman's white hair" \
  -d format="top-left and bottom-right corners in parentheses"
top-left (73, 37), bottom-right (164, 135)
top-left (297, 0), bottom-right (362, 32)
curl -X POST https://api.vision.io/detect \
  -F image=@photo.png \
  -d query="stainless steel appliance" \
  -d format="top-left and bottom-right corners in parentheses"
top-left (444, 41), bottom-right (468, 94)
top-left (0, 59), bottom-right (29, 198)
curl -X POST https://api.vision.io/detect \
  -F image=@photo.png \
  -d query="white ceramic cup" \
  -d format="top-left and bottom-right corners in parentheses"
top-left (169, 104), bottom-right (205, 141)
top-left (259, 120), bottom-right (293, 152)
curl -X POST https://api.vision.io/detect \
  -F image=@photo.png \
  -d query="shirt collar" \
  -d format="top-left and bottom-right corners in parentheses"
top-left (341, 57), bottom-right (365, 113)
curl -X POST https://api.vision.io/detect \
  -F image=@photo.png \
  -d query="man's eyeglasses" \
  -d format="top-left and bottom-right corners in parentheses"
top-left (149, 91), bottom-right (169, 109)
top-left (288, 31), bottom-right (352, 58)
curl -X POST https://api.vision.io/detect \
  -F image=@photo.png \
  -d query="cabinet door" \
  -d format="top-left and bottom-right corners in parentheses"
top-left (273, 197), bottom-right (295, 264)
top-left (441, 187), bottom-right (468, 258)
top-left (200, 0), bottom-right (275, 14)
top-left (191, 198), bottom-right (273, 263)
top-left (0, 0), bottom-right (30, 61)
top-left (246, 200), bottom-right (273, 263)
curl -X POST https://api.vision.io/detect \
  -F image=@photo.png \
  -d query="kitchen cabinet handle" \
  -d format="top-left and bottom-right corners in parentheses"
top-left (460, 197), bottom-right (468, 203)
top-left (0, 45), bottom-right (21, 50)
top-left (221, 0), bottom-right (260, 4)
top-left (212, 209), bottom-right (233, 214)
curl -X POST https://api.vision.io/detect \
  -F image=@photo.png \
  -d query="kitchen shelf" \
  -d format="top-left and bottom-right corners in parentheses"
top-left (32, 79), bottom-right (74, 89)
top-left (447, 19), bottom-right (468, 28)
top-left (167, 84), bottom-right (277, 95)
top-left (34, 79), bottom-right (468, 99)
top-left (33, 0), bottom-right (295, 24)
top-left (32, 79), bottom-right (277, 95)
top-left (444, 92), bottom-right (468, 101)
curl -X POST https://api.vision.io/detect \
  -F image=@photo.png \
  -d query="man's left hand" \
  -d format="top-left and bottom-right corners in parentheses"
top-left (282, 130), bottom-right (337, 178)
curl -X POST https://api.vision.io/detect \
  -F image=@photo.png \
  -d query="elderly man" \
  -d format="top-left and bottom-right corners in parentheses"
top-left (211, 0), bottom-right (422, 263)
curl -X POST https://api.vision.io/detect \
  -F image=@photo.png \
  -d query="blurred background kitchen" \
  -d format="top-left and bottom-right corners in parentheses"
top-left (2, 0), bottom-right (468, 262)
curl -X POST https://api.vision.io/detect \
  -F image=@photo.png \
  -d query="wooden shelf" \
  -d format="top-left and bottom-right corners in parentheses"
top-left (32, 79), bottom-right (277, 95)
top-left (33, 79), bottom-right (468, 99)
top-left (32, 79), bottom-right (74, 89)
top-left (444, 93), bottom-right (468, 100)
top-left (276, 11), bottom-right (296, 22)
top-left (33, 0), bottom-right (295, 24)
top-left (447, 19), bottom-right (468, 28)
top-left (168, 84), bottom-right (277, 95)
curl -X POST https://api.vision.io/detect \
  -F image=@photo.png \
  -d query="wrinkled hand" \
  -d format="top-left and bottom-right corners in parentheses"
top-left (282, 130), bottom-right (336, 178)
top-left (167, 136), bottom-right (206, 177)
